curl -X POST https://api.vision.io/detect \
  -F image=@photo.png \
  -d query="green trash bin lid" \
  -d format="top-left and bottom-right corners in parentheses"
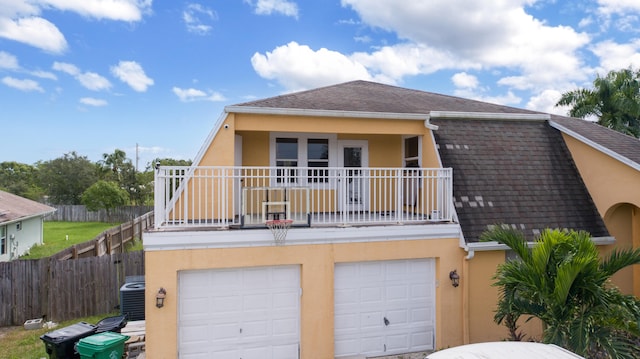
top-left (76, 331), bottom-right (129, 358)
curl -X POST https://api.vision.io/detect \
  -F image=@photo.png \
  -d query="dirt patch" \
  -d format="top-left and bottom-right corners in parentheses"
top-left (0, 326), bottom-right (20, 341)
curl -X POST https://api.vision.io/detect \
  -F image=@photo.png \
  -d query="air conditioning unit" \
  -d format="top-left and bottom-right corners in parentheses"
top-left (120, 281), bottom-right (145, 321)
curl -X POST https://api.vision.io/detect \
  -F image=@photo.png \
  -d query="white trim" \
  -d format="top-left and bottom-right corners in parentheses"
top-left (226, 106), bottom-right (429, 121)
top-left (270, 132), bottom-right (338, 168)
top-left (550, 120), bottom-right (640, 172)
top-left (429, 111), bottom-right (550, 121)
top-left (463, 236), bottom-right (617, 257)
top-left (143, 223), bottom-right (462, 251)
top-left (226, 106), bottom-right (439, 130)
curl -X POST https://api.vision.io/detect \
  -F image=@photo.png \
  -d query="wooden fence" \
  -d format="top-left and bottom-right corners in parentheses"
top-left (51, 212), bottom-right (154, 260)
top-left (0, 251), bottom-right (144, 326)
top-left (47, 205), bottom-right (153, 223)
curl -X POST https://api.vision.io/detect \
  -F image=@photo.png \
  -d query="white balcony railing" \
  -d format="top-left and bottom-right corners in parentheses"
top-left (154, 166), bottom-right (453, 229)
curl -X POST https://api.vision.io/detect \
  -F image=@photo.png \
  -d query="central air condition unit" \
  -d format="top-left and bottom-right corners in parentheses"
top-left (120, 281), bottom-right (145, 321)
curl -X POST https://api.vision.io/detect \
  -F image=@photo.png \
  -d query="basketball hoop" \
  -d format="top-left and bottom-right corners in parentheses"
top-left (266, 219), bottom-right (293, 245)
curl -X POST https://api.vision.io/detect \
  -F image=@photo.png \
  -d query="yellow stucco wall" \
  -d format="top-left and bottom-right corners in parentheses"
top-left (466, 251), bottom-right (543, 343)
top-left (144, 237), bottom-right (464, 359)
top-left (561, 134), bottom-right (640, 295)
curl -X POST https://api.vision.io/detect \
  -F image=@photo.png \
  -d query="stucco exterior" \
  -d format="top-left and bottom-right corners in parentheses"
top-left (561, 133), bottom-right (640, 296)
top-left (145, 235), bottom-right (467, 358)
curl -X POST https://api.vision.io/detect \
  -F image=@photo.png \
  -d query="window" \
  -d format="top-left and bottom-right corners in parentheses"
top-left (0, 226), bottom-right (5, 255)
top-left (276, 138), bottom-right (298, 183)
top-left (307, 138), bottom-right (329, 182)
top-left (271, 133), bottom-right (336, 186)
top-left (404, 136), bottom-right (420, 168)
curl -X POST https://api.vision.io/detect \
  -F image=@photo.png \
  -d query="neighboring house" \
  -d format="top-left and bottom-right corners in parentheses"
top-left (0, 190), bottom-right (56, 261)
top-left (143, 81), bottom-right (640, 359)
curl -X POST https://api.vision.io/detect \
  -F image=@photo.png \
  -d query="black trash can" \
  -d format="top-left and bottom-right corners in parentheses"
top-left (95, 315), bottom-right (127, 333)
top-left (40, 321), bottom-right (97, 359)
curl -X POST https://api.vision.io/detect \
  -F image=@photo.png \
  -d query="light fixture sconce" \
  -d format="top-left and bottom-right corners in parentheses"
top-left (156, 287), bottom-right (167, 308)
top-left (449, 270), bottom-right (460, 288)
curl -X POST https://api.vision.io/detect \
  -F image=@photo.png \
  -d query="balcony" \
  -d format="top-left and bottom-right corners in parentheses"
top-left (154, 166), bottom-right (453, 230)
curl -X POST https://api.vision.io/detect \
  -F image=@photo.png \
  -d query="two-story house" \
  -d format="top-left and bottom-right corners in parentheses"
top-left (143, 81), bottom-right (640, 359)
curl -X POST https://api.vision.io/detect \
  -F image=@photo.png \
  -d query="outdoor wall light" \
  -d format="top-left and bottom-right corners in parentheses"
top-left (449, 270), bottom-right (460, 287)
top-left (156, 287), bottom-right (167, 308)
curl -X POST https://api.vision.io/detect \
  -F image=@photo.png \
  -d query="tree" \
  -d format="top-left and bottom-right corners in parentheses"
top-left (556, 67), bottom-right (640, 138)
top-left (482, 226), bottom-right (640, 358)
top-left (37, 152), bottom-right (97, 204)
top-left (82, 180), bottom-right (129, 222)
top-left (98, 149), bottom-right (140, 204)
top-left (0, 161), bottom-right (44, 200)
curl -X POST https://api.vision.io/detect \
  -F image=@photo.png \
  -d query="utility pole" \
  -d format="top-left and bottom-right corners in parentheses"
top-left (135, 143), bottom-right (139, 173)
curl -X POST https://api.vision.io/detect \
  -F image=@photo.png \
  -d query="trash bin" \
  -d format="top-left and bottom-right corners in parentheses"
top-left (40, 321), bottom-right (97, 359)
top-left (94, 315), bottom-right (127, 333)
top-left (75, 331), bottom-right (130, 359)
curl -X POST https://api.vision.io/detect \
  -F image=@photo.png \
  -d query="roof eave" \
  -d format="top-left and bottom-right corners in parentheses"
top-left (550, 120), bottom-right (640, 172)
top-left (225, 106), bottom-right (438, 128)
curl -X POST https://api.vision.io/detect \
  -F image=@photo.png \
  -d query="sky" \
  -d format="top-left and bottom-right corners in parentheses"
top-left (2, 0), bottom-right (640, 170)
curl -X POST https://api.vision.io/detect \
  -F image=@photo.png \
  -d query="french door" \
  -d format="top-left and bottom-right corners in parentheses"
top-left (338, 141), bottom-right (368, 212)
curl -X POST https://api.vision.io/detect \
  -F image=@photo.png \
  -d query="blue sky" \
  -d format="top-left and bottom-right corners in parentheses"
top-left (2, 0), bottom-right (640, 169)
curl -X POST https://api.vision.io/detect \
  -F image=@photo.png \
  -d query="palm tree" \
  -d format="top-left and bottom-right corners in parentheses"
top-left (556, 68), bottom-right (640, 138)
top-left (482, 227), bottom-right (640, 358)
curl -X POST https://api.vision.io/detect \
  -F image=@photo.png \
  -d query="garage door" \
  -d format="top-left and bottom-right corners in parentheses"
top-left (178, 265), bottom-right (300, 359)
top-left (335, 259), bottom-right (435, 357)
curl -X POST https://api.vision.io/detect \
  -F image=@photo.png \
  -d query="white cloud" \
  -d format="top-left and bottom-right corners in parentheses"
top-left (246, 0), bottom-right (299, 18)
top-left (110, 61), bottom-right (154, 92)
top-left (0, 16), bottom-right (67, 53)
top-left (172, 87), bottom-right (226, 102)
top-left (0, 0), bottom-right (151, 52)
top-left (53, 62), bottom-right (111, 91)
top-left (252, 1), bottom-right (592, 97)
top-left (52, 62), bottom-right (80, 75)
top-left (80, 97), bottom-right (108, 106)
top-left (452, 72), bottom-right (479, 89)
top-left (30, 70), bottom-right (57, 80)
top-left (591, 39), bottom-right (640, 71)
top-left (526, 89), bottom-right (568, 115)
top-left (251, 41), bottom-right (372, 92)
top-left (2, 76), bottom-right (44, 92)
top-left (183, 3), bottom-right (216, 35)
top-left (76, 72), bottom-right (111, 91)
top-left (341, 0), bottom-right (591, 91)
top-left (597, 0), bottom-right (640, 15)
top-left (0, 51), bottom-right (19, 69)
top-left (39, 0), bottom-right (152, 21)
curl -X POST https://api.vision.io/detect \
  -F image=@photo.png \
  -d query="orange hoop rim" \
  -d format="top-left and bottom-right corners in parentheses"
top-left (265, 219), bottom-right (294, 226)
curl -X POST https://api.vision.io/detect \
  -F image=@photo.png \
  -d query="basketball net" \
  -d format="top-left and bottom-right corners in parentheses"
top-left (266, 219), bottom-right (293, 245)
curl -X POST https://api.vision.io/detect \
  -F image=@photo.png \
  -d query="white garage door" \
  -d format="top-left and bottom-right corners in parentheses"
top-left (178, 265), bottom-right (300, 359)
top-left (335, 259), bottom-right (436, 357)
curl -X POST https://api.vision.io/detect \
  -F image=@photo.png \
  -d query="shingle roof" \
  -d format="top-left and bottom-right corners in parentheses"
top-left (433, 119), bottom-right (608, 242)
top-left (0, 190), bottom-right (56, 224)
top-left (234, 80), bottom-right (640, 241)
top-left (551, 115), bottom-right (640, 168)
top-left (236, 80), bottom-right (541, 115)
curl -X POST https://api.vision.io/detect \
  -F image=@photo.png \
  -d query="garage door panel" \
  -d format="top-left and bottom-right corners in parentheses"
top-left (334, 259), bottom-right (435, 357)
top-left (179, 265), bottom-right (300, 359)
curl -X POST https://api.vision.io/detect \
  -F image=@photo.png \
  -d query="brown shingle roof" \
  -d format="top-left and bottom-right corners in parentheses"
top-left (0, 190), bottom-right (56, 224)
top-left (235, 80), bottom-right (540, 115)
top-left (433, 119), bottom-right (608, 242)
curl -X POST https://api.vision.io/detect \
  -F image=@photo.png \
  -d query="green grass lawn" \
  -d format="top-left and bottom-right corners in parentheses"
top-left (0, 312), bottom-right (119, 359)
top-left (21, 222), bottom-right (122, 259)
